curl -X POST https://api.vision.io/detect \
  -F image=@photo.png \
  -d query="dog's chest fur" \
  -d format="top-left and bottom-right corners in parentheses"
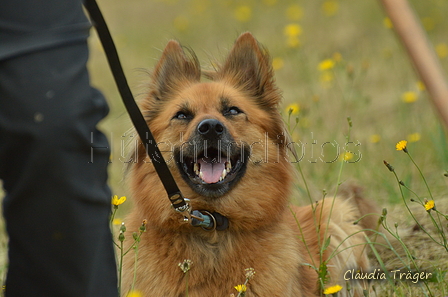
top-left (128, 219), bottom-right (310, 297)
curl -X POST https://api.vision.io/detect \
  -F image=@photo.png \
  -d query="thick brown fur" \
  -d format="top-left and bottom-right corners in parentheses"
top-left (122, 32), bottom-right (377, 297)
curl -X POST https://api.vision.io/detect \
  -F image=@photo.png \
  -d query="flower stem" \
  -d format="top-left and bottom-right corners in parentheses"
top-left (405, 150), bottom-right (434, 200)
top-left (118, 238), bottom-right (124, 296)
top-left (131, 241), bottom-right (140, 292)
top-left (110, 207), bottom-right (118, 226)
top-left (184, 271), bottom-right (190, 297)
top-left (322, 118), bottom-right (352, 264)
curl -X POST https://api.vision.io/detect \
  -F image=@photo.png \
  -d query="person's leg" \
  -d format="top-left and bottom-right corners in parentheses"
top-left (0, 3), bottom-right (118, 297)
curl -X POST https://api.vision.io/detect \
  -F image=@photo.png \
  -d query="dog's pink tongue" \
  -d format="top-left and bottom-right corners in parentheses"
top-left (198, 157), bottom-right (227, 184)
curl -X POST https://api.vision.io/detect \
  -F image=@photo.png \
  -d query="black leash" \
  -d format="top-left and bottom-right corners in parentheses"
top-left (83, 0), bottom-right (190, 219)
top-left (84, 0), bottom-right (228, 231)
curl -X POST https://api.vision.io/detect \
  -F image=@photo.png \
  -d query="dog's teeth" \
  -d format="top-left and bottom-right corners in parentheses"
top-left (199, 171), bottom-right (203, 179)
top-left (193, 163), bottom-right (199, 175)
top-left (221, 169), bottom-right (227, 180)
top-left (226, 161), bottom-right (231, 171)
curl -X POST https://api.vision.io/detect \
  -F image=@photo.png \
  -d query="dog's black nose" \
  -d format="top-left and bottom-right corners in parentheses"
top-left (197, 119), bottom-right (224, 137)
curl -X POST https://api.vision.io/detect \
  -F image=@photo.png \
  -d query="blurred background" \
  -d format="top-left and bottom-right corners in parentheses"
top-left (87, 0), bottom-right (448, 205)
top-left (1, 0), bottom-right (448, 288)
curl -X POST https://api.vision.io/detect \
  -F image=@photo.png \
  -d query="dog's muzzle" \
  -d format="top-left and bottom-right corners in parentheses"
top-left (175, 118), bottom-right (249, 198)
top-left (197, 118), bottom-right (225, 139)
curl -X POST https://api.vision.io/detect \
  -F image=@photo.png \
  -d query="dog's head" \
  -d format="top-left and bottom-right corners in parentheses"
top-left (131, 33), bottom-right (294, 229)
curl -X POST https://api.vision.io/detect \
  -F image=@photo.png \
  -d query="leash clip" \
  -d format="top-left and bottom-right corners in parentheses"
top-left (176, 206), bottom-right (191, 223)
top-left (170, 194), bottom-right (191, 223)
top-left (169, 194), bottom-right (229, 231)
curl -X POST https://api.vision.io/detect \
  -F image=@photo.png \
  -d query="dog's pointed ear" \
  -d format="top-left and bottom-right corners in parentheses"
top-left (216, 32), bottom-right (280, 106)
top-left (150, 40), bottom-right (201, 99)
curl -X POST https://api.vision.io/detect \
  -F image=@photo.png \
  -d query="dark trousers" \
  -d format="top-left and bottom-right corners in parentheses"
top-left (0, 0), bottom-right (118, 296)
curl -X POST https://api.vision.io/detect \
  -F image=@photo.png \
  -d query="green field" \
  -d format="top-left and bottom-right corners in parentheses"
top-left (87, 0), bottom-right (448, 201)
top-left (2, 0), bottom-right (448, 295)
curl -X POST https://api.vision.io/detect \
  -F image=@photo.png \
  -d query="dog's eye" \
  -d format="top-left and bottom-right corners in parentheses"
top-left (225, 107), bottom-right (243, 116)
top-left (173, 111), bottom-right (191, 120)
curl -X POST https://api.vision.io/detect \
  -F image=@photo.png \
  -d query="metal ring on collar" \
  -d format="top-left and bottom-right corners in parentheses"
top-left (200, 210), bottom-right (217, 231)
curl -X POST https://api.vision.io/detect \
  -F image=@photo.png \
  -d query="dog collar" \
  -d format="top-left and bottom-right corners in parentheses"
top-left (190, 210), bottom-right (229, 231)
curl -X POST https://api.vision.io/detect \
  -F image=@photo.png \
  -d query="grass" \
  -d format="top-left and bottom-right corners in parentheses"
top-left (85, 0), bottom-right (448, 203)
top-left (1, 0), bottom-right (448, 295)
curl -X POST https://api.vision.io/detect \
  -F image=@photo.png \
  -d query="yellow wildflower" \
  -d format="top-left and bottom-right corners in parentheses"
top-left (416, 81), bottom-right (426, 91)
top-left (436, 43), bottom-right (448, 59)
top-left (396, 140), bottom-right (407, 151)
top-left (319, 72), bottom-right (334, 89)
top-left (286, 4), bottom-right (303, 21)
top-left (234, 284), bottom-right (247, 293)
top-left (284, 23), bottom-right (302, 37)
top-left (323, 284), bottom-right (343, 295)
top-left (112, 195), bottom-right (126, 206)
top-left (173, 16), bottom-right (189, 32)
top-left (322, 0), bottom-right (339, 16)
top-left (422, 17), bottom-right (435, 31)
top-left (407, 133), bottom-right (421, 143)
top-left (370, 134), bottom-right (381, 143)
top-left (402, 91), bottom-right (418, 103)
top-left (234, 5), bottom-right (252, 22)
top-left (424, 200), bottom-right (435, 211)
top-left (286, 36), bottom-right (300, 48)
top-left (332, 52), bottom-right (342, 62)
top-left (127, 291), bottom-right (143, 297)
top-left (318, 59), bottom-right (335, 71)
top-left (112, 218), bottom-right (122, 225)
top-left (362, 60), bottom-right (370, 70)
top-left (272, 57), bottom-right (284, 70)
top-left (383, 17), bottom-right (393, 29)
top-left (341, 152), bottom-right (353, 161)
top-left (285, 103), bottom-right (300, 115)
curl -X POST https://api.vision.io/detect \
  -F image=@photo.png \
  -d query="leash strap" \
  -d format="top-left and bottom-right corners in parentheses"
top-left (83, 0), bottom-right (189, 216)
top-left (84, 0), bottom-right (229, 231)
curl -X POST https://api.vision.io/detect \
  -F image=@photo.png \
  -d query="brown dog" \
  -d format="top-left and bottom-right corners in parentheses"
top-left (122, 32), bottom-right (376, 297)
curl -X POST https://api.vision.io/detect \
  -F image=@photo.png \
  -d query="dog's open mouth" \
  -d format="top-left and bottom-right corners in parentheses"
top-left (176, 146), bottom-right (248, 198)
top-left (186, 148), bottom-right (242, 184)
